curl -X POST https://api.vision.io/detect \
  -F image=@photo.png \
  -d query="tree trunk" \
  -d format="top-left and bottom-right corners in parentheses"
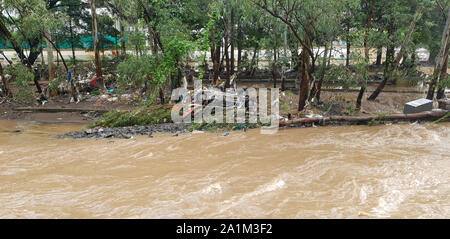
top-left (230, 8), bottom-right (235, 75)
top-left (250, 46), bottom-right (258, 76)
top-left (90, 0), bottom-right (102, 78)
top-left (298, 29), bottom-right (311, 111)
top-left (369, 6), bottom-right (423, 101)
top-left (394, 7), bottom-right (424, 67)
top-left (427, 7), bottom-right (450, 100)
top-left (280, 110), bottom-right (449, 126)
top-left (368, 46), bottom-right (394, 101)
top-left (70, 18), bottom-right (76, 64)
top-left (159, 88), bottom-right (165, 104)
top-left (0, 62), bottom-right (8, 96)
top-left (363, 0), bottom-right (375, 61)
top-left (224, 17), bottom-right (231, 88)
top-left (214, 42), bottom-right (221, 83)
top-left (376, 47), bottom-right (382, 65)
top-left (236, 16), bottom-right (242, 71)
top-left (346, 29), bottom-right (351, 67)
top-left (211, 26), bottom-right (219, 84)
top-left (0, 20), bottom-right (29, 66)
top-left (327, 41), bottom-right (332, 67)
top-left (148, 25), bottom-right (154, 55)
top-left (45, 36), bottom-right (54, 82)
top-left (358, 0), bottom-right (375, 108)
top-left (437, 53), bottom-right (448, 99)
top-left (237, 42), bottom-right (242, 72)
top-left (56, 36), bottom-right (60, 67)
top-left (120, 21), bottom-right (126, 55)
top-left (0, 19), bottom-right (43, 93)
top-left (315, 44), bottom-right (329, 102)
top-left (273, 46), bottom-right (277, 88)
top-left (43, 33), bottom-right (68, 72)
top-left (281, 69), bottom-right (286, 91)
top-left (428, 48), bottom-right (438, 65)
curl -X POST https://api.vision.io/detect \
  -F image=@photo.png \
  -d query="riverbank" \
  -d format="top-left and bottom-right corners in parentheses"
top-left (2, 85), bottom-right (447, 139)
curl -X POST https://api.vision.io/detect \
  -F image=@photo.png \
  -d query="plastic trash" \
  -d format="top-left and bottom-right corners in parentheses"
top-left (233, 122), bottom-right (248, 131)
top-left (67, 71), bottom-right (72, 84)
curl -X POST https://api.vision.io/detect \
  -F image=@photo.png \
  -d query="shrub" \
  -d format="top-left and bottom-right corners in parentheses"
top-left (321, 65), bottom-right (358, 89)
top-left (5, 64), bottom-right (34, 104)
top-left (88, 105), bottom-right (172, 128)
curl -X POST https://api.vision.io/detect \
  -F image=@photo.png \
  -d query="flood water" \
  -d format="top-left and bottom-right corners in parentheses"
top-left (0, 120), bottom-right (449, 218)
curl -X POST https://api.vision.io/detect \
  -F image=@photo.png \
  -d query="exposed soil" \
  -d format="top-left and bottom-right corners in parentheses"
top-left (0, 93), bottom-right (134, 123)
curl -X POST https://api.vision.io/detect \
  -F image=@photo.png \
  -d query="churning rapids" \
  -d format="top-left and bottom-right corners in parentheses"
top-left (0, 120), bottom-right (449, 218)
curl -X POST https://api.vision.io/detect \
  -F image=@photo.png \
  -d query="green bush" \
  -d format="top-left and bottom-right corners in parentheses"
top-left (321, 65), bottom-right (359, 89)
top-left (5, 64), bottom-right (34, 104)
top-left (88, 105), bottom-right (172, 128)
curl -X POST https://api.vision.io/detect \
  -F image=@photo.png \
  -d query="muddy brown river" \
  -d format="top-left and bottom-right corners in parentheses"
top-left (0, 120), bottom-right (449, 218)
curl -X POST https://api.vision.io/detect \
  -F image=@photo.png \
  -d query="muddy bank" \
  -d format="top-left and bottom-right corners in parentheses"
top-left (0, 94), bottom-right (133, 123)
top-left (61, 123), bottom-right (190, 139)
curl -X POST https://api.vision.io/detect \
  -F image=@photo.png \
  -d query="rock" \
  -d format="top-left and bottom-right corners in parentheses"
top-left (120, 133), bottom-right (132, 139)
top-left (61, 123), bottom-right (190, 139)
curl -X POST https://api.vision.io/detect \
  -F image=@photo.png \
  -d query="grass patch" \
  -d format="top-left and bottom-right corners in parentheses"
top-left (433, 112), bottom-right (450, 124)
top-left (281, 103), bottom-right (291, 111)
top-left (88, 105), bottom-right (172, 128)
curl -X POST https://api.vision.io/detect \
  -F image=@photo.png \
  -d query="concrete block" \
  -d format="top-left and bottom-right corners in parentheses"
top-left (404, 98), bottom-right (433, 114)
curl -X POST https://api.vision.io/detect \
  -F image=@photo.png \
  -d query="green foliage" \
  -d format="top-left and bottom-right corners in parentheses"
top-left (4, 64), bottom-right (34, 104)
top-left (117, 35), bottom-right (195, 92)
top-left (88, 105), bottom-right (172, 128)
top-left (281, 103), bottom-right (291, 111)
top-left (3, 0), bottom-right (67, 43)
top-left (117, 54), bottom-right (157, 89)
top-left (48, 79), bottom-right (59, 91)
top-left (433, 112), bottom-right (450, 124)
top-left (438, 75), bottom-right (450, 88)
top-left (322, 65), bottom-right (359, 89)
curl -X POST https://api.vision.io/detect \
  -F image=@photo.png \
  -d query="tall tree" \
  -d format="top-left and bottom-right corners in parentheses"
top-left (90, 0), bottom-right (102, 78)
top-left (427, 5), bottom-right (450, 100)
top-left (356, 0), bottom-right (374, 110)
top-left (368, 3), bottom-right (425, 101)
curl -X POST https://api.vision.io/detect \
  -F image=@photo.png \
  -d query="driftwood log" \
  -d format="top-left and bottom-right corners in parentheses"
top-left (280, 110), bottom-right (449, 126)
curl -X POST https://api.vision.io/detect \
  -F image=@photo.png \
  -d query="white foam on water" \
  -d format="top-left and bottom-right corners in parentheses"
top-left (371, 190), bottom-right (406, 218)
top-left (215, 176), bottom-right (287, 216)
top-left (202, 182), bottom-right (223, 194)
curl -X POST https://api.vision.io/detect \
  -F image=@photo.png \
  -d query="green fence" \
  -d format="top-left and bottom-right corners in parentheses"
top-left (0, 36), bottom-right (123, 50)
